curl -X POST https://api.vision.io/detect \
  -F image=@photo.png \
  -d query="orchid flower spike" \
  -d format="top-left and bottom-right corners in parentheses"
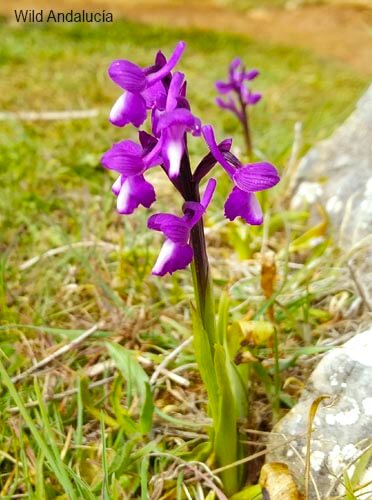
top-left (148, 178), bottom-right (216, 275)
top-left (202, 125), bottom-right (280, 225)
top-left (108, 41), bottom-right (186, 127)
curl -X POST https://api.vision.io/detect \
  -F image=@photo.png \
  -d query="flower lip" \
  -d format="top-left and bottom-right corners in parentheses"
top-left (115, 174), bottom-right (156, 215)
top-left (224, 188), bottom-right (263, 225)
top-left (151, 240), bottom-right (193, 276)
top-left (109, 92), bottom-right (147, 128)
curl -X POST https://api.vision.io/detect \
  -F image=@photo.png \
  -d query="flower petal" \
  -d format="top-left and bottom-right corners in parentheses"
top-left (243, 69), bottom-right (259, 81)
top-left (224, 187), bottom-right (263, 225)
top-left (246, 92), bottom-right (262, 105)
top-left (142, 80), bottom-right (166, 108)
top-left (193, 138), bottom-right (232, 183)
top-left (139, 130), bottom-right (157, 152)
top-left (215, 97), bottom-right (241, 119)
top-left (229, 57), bottom-right (243, 85)
top-left (112, 175), bottom-right (123, 196)
top-left (101, 140), bottom-right (144, 176)
top-left (182, 178), bottom-right (216, 227)
top-left (233, 162), bottom-right (280, 192)
top-left (109, 92), bottom-right (147, 128)
top-left (215, 81), bottom-right (234, 94)
top-left (108, 60), bottom-right (147, 92)
top-left (166, 138), bottom-right (184, 179)
top-left (202, 125), bottom-right (236, 176)
top-left (241, 86), bottom-right (262, 106)
top-left (146, 41), bottom-right (186, 86)
top-left (148, 213), bottom-right (190, 244)
top-left (117, 175), bottom-right (155, 214)
top-left (157, 108), bottom-right (200, 133)
top-left (152, 240), bottom-right (193, 276)
top-left (201, 178), bottom-right (217, 209)
top-left (166, 72), bottom-right (185, 111)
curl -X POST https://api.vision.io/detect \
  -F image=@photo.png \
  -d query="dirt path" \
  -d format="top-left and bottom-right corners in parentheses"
top-left (2, 0), bottom-right (372, 76)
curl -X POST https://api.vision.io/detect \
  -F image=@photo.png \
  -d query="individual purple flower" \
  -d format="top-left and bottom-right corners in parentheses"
top-left (148, 178), bottom-right (216, 275)
top-left (101, 132), bottom-right (162, 214)
top-left (108, 41), bottom-right (185, 128)
top-left (202, 125), bottom-right (279, 225)
top-left (215, 58), bottom-right (260, 98)
top-left (154, 71), bottom-right (201, 179)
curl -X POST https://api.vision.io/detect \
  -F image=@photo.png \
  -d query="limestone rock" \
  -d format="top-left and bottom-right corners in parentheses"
top-left (292, 85), bottom-right (372, 250)
top-left (266, 329), bottom-right (372, 499)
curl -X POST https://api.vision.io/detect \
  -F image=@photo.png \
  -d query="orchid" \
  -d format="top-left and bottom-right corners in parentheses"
top-left (101, 132), bottom-right (162, 214)
top-left (102, 42), bottom-right (280, 496)
top-left (148, 178), bottom-right (216, 275)
top-left (202, 125), bottom-right (280, 224)
top-left (108, 41), bottom-right (185, 127)
top-left (215, 57), bottom-right (262, 159)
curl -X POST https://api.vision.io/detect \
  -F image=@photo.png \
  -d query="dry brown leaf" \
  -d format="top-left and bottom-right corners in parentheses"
top-left (259, 462), bottom-right (303, 500)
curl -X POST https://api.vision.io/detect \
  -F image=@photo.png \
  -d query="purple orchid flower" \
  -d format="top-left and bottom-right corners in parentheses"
top-left (154, 71), bottom-right (201, 179)
top-left (101, 132), bottom-right (162, 214)
top-left (215, 58), bottom-right (262, 159)
top-left (202, 125), bottom-right (279, 225)
top-left (148, 178), bottom-right (216, 275)
top-left (108, 41), bottom-right (185, 128)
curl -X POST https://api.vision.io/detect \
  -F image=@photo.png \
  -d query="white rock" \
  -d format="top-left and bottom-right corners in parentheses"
top-left (266, 329), bottom-right (372, 499)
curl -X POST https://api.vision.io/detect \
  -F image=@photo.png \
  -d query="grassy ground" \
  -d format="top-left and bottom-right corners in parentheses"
top-left (0, 15), bottom-right (370, 498)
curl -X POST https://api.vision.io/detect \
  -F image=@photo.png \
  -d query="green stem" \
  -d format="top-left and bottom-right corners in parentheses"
top-left (181, 150), bottom-right (240, 494)
top-left (238, 95), bottom-right (253, 161)
top-left (190, 218), bottom-right (216, 348)
top-left (272, 326), bottom-right (281, 422)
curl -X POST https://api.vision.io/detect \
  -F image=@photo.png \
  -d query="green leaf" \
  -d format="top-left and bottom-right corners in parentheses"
top-left (214, 344), bottom-right (239, 496)
top-left (106, 342), bottom-right (153, 434)
top-left (230, 484), bottom-right (262, 500)
top-left (191, 306), bottom-right (219, 421)
top-left (140, 456), bottom-right (149, 500)
top-left (217, 291), bottom-right (230, 345)
top-left (139, 382), bottom-right (154, 434)
top-left (100, 414), bottom-right (110, 500)
top-left (106, 343), bottom-right (148, 399)
top-left (0, 359), bottom-right (77, 499)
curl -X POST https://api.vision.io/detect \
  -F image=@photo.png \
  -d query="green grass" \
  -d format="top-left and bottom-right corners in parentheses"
top-left (0, 15), bottom-right (369, 498)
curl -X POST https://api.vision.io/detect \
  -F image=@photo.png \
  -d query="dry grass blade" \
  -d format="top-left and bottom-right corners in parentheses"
top-left (7, 375), bottom-right (116, 413)
top-left (19, 241), bottom-right (119, 270)
top-left (150, 337), bottom-right (193, 385)
top-left (11, 323), bottom-right (101, 383)
top-left (0, 109), bottom-right (99, 121)
top-left (305, 395), bottom-right (333, 500)
top-left (348, 260), bottom-right (372, 312)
